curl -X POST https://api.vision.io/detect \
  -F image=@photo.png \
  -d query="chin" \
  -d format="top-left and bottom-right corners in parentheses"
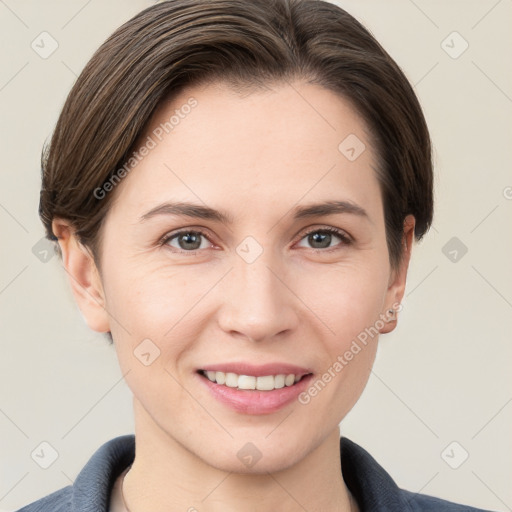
top-left (205, 447), bottom-right (305, 475)
top-left (192, 430), bottom-right (317, 475)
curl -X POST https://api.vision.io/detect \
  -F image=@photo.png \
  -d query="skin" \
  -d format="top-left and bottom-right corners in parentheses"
top-left (53, 80), bottom-right (415, 512)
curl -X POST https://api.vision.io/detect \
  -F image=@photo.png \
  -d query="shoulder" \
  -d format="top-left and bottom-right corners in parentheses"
top-left (340, 436), bottom-right (497, 512)
top-left (14, 435), bottom-right (135, 512)
top-left (401, 488), bottom-right (495, 511)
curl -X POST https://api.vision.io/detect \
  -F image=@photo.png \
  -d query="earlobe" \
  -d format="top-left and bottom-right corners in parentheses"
top-left (52, 219), bottom-right (110, 333)
top-left (379, 215), bottom-right (415, 334)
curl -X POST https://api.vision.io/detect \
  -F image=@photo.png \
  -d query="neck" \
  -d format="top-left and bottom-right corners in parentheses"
top-left (122, 398), bottom-right (357, 512)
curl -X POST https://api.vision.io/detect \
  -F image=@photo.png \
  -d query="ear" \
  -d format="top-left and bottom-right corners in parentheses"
top-left (379, 214), bottom-right (415, 334)
top-left (52, 218), bottom-right (110, 333)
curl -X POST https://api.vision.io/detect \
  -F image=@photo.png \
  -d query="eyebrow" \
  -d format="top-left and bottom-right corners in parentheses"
top-left (139, 200), bottom-right (369, 224)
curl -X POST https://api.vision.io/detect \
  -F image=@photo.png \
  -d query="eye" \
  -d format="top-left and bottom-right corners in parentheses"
top-left (295, 227), bottom-right (352, 251)
top-left (161, 229), bottom-right (213, 254)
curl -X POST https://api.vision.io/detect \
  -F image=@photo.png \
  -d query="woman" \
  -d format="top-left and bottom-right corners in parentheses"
top-left (17, 0), bottom-right (496, 510)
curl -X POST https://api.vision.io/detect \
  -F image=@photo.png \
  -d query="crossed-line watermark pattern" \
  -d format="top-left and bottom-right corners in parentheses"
top-left (0, 1), bottom-right (511, 511)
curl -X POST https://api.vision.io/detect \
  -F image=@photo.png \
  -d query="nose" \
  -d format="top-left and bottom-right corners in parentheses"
top-left (217, 250), bottom-right (299, 343)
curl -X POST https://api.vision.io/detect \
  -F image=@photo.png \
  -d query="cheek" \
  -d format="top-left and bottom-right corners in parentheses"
top-left (295, 271), bottom-right (384, 425)
top-left (295, 261), bottom-right (389, 346)
top-left (104, 259), bottom-right (202, 334)
top-left (103, 260), bottom-right (218, 387)
top-left (292, 263), bottom-right (387, 411)
top-left (104, 265), bottom-right (202, 415)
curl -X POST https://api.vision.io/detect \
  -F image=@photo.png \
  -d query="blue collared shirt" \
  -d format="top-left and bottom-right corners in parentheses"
top-left (15, 435), bottom-right (496, 511)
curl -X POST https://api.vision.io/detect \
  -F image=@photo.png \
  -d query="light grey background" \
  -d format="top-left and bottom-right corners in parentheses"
top-left (1, 0), bottom-right (511, 510)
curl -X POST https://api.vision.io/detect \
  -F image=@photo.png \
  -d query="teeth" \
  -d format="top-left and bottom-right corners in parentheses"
top-left (274, 374), bottom-right (285, 389)
top-left (285, 374), bottom-right (295, 386)
top-left (256, 375), bottom-right (275, 391)
top-left (225, 372), bottom-right (238, 388)
top-left (203, 371), bottom-right (303, 391)
top-left (237, 375), bottom-right (256, 390)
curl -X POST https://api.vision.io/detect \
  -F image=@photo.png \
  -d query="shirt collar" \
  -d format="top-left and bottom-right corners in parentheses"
top-left (72, 435), bottom-right (135, 511)
top-left (340, 437), bottom-right (414, 511)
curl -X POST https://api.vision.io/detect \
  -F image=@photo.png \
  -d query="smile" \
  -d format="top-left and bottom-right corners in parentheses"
top-left (197, 364), bottom-right (314, 414)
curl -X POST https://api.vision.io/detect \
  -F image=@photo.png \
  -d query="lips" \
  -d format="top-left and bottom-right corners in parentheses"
top-left (197, 362), bottom-right (313, 415)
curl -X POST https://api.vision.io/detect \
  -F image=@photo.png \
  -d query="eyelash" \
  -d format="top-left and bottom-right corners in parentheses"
top-left (158, 226), bottom-right (352, 256)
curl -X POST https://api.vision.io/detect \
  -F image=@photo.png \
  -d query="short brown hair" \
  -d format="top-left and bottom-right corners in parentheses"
top-left (40, 0), bottom-right (433, 271)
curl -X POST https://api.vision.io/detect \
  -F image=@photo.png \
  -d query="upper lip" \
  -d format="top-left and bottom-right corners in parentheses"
top-left (199, 362), bottom-right (312, 377)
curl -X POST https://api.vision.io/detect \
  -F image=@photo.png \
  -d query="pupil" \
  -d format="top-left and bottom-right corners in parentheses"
top-left (310, 232), bottom-right (330, 249)
top-left (180, 232), bottom-right (200, 250)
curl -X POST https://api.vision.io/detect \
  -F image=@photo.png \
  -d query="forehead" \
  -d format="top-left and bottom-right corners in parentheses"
top-left (108, 80), bottom-right (382, 224)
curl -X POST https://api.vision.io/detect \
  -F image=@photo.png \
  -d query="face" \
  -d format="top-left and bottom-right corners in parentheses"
top-left (57, 80), bottom-right (412, 474)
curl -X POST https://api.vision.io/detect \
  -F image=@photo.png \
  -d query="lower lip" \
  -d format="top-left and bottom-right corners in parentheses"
top-left (198, 373), bottom-right (314, 415)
